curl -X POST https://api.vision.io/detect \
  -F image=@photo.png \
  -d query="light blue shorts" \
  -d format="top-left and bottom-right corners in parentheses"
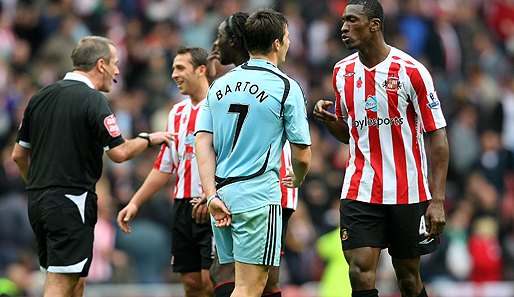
top-left (212, 204), bottom-right (282, 266)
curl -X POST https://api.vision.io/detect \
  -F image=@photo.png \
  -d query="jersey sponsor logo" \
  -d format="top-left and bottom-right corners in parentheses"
top-left (184, 132), bottom-right (195, 147)
top-left (382, 74), bottom-right (402, 92)
top-left (178, 152), bottom-right (196, 162)
top-left (365, 95), bottom-right (377, 112)
top-left (103, 114), bottom-right (121, 137)
top-left (341, 228), bottom-right (349, 241)
top-left (353, 116), bottom-right (404, 130)
top-left (426, 92), bottom-right (440, 109)
top-left (215, 81), bottom-right (269, 103)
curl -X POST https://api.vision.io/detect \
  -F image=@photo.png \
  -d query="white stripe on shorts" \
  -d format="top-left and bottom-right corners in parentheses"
top-left (47, 258), bottom-right (88, 274)
top-left (263, 205), bottom-right (281, 265)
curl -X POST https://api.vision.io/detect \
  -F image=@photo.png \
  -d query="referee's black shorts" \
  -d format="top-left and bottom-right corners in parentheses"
top-left (171, 199), bottom-right (214, 273)
top-left (340, 199), bottom-right (438, 259)
top-left (28, 187), bottom-right (97, 277)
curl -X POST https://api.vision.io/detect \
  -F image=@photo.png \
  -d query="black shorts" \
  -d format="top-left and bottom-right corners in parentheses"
top-left (339, 199), bottom-right (437, 259)
top-left (171, 199), bottom-right (214, 273)
top-left (28, 188), bottom-right (97, 277)
top-left (281, 208), bottom-right (294, 253)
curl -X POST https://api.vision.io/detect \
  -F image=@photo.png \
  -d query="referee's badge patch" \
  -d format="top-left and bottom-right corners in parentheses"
top-left (341, 228), bottom-right (349, 241)
top-left (104, 114), bottom-right (121, 137)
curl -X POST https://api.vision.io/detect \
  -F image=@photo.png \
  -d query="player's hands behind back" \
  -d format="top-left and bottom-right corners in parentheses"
top-left (208, 196), bottom-right (232, 227)
top-left (281, 166), bottom-right (303, 188)
top-left (191, 193), bottom-right (210, 223)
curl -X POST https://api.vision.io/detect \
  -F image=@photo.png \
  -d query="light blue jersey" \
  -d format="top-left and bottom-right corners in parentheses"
top-left (196, 59), bottom-right (311, 214)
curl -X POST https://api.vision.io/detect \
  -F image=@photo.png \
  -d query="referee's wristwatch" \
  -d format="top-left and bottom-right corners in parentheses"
top-left (138, 132), bottom-right (151, 147)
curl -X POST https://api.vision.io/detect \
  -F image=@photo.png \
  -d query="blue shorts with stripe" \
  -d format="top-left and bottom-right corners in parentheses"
top-left (212, 204), bottom-right (282, 266)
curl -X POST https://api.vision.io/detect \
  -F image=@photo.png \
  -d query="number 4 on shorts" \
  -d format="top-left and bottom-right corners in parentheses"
top-left (419, 215), bottom-right (428, 235)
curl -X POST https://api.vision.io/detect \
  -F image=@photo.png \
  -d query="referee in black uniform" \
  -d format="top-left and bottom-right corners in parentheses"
top-left (11, 36), bottom-right (175, 297)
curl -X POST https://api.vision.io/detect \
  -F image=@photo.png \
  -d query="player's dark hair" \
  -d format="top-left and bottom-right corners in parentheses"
top-left (224, 12), bottom-right (250, 61)
top-left (348, 0), bottom-right (384, 31)
top-left (72, 36), bottom-right (115, 72)
top-left (244, 8), bottom-right (288, 56)
top-left (177, 46), bottom-right (208, 69)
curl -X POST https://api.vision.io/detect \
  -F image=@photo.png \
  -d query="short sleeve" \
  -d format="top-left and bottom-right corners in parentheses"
top-left (16, 104), bottom-right (32, 148)
top-left (195, 93), bottom-right (214, 135)
top-left (87, 93), bottom-right (125, 150)
top-left (154, 110), bottom-right (178, 173)
top-left (407, 63), bottom-right (446, 132)
top-left (283, 81), bottom-right (311, 145)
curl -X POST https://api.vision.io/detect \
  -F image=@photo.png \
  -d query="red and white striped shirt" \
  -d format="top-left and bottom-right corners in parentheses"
top-left (333, 47), bottom-right (446, 205)
top-left (154, 98), bottom-right (204, 199)
top-left (280, 141), bottom-right (298, 210)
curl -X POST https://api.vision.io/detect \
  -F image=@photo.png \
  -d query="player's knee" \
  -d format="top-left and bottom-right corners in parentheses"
top-left (210, 263), bottom-right (234, 287)
top-left (396, 275), bottom-right (420, 297)
top-left (183, 283), bottom-right (203, 297)
top-left (348, 266), bottom-right (376, 290)
top-left (263, 279), bottom-right (280, 293)
top-left (201, 274), bottom-right (214, 296)
top-left (263, 267), bottom-right (280, 293)
top-left (210, 262), bottom-right (220, 285)
top-left (182, 278), bottom-right (204, 296)
top-left (71, 277), bottom-right (85, 297)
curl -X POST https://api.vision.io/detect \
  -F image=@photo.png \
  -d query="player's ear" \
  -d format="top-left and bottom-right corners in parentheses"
top-left (272, 39), bottom-right (280, 52)
top-left (370, 18), bottom-right (381, 33)
top-left (197, 64), bottom-right (207, 77)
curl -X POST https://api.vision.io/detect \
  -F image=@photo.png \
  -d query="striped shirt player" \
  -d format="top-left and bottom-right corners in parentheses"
top-left (315, 3), bottom-right (449, 296)
top-left (280, 141), bottom-right (298, 210)
top-left (153, 97), bottom-right (215, 273)
top-left (333, 47), bottom-right (447, 205)
top-left (116, 46), bottom-right (214, 295)
top-left (279, 141), bottom-right (298, 257)
top-left (154, 98), bottom-right (204, 199)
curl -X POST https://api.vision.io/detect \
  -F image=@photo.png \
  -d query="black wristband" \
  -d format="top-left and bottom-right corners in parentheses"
top-left (138, 132), bottom-right (151, 147)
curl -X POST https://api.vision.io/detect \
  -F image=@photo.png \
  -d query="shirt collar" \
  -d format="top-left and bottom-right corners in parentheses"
top-left (247, 58), bottom-right (277, 69)
top-left (63, 72), bottom-right (95, 89)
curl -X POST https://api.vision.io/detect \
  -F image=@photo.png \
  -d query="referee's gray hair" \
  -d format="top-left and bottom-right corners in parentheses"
top-left (71, 36), bottom-right (115, 72)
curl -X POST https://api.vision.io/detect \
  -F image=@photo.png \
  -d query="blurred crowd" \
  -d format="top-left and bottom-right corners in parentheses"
top-left (1, 0), bottom-right (514, 295)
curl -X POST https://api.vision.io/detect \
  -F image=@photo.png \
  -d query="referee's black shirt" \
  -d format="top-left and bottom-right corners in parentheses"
top-left (16, 77), bottom-right (125, 192)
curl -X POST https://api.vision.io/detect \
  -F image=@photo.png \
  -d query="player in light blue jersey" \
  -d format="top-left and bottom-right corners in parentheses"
top-left (195, 8), bottom-right (311, 297)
